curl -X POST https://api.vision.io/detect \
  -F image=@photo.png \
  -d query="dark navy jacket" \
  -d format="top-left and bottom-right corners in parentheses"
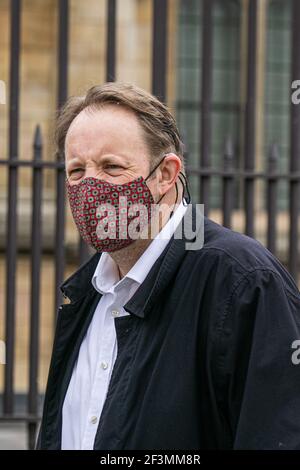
top-left (37, 204), bottom-right (300, 450)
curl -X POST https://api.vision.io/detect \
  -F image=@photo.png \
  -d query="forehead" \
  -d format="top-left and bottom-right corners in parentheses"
top-left (65, 105), bottom-right (147, 156)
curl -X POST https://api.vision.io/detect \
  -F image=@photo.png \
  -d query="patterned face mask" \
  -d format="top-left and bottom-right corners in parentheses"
top-left (66, 157), bottom-right (167, 253)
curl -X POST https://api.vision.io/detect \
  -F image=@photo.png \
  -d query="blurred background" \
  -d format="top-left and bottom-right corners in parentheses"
top-left (0, 0), bottom-right (299, 449)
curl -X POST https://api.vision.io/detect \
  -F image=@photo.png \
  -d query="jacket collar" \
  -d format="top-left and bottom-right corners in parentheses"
top-left (60, 203), bottom-right (202, 318)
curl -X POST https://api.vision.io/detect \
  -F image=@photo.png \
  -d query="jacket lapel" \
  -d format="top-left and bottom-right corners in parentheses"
top-left (124, 202), bottom-right (201, 318)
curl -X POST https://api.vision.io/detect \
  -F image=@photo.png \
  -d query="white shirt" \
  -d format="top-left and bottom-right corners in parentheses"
top-left (61, 200), bottom-right (188, 450)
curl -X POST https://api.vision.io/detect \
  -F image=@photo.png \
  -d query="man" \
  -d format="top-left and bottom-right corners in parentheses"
top-left (37, 82), bottom-right (300, 450)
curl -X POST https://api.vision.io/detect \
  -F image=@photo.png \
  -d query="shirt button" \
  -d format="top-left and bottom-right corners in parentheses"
top-left (101, 361), bottom-right (109, 370)
top-left (111, 309), bottom-right (119, 317)
top-left (90, 416), bottom-right (98, 424)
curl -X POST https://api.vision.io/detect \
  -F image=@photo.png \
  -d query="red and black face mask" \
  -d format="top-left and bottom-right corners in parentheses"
top-left (66, 157), bottom-right (170, 253)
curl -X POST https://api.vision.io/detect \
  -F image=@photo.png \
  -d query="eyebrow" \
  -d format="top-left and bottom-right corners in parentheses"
top-left (66, 153), bottom-right (131, 167)
top-left (65, 156), bottom-right (83, 168)
top-left (100, 154), bottom-right (130, 164)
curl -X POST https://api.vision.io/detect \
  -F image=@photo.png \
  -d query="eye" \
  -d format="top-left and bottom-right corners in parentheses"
top-left (105, 164), bottom-right (122, 169)
top-left (104, 164), bottom-right (125, 173)
top-left (68, 168), bottom-right (84, 179)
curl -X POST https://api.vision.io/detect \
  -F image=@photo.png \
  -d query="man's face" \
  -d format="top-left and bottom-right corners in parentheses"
top-left (65, 104), bottom-right (156, 193)
top-left (65, 103), bottom-right (183, 250)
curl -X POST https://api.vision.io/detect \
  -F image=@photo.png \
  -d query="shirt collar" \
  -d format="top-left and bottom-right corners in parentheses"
top-left (92, 199), bottom-right (188, 294)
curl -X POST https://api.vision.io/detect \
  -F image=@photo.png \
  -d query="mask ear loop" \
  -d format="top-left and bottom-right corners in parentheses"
top-left (169, 181), bottom-right (179, 219)
top-left (144, 155), bottom-right (168, 183)
top-left (145, 154), bottom-right (168, 206)
top-left (159, 152), bottom-right (191, 205)
top-left (153, 170), bottom-right (179, 209)
top-left (145, 155), bottom-right (189, 216)
top-left (178, 172), bottom-right (191, 205)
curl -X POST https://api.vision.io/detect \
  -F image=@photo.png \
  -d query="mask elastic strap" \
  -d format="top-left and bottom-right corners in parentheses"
top-left (169, 181), bottom-right (179, 219)
top-left (146, 154), bottom-right (191, 209)
top-left (178, 172), bottom-right (191, 205)
top-left (144, 155), bottom-right (167, 183)
top-left (145, 154), bottom-right (168, 206)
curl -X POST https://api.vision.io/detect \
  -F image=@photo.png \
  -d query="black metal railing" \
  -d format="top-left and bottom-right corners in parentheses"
top-left (0, 0), bottom-right (299, 450)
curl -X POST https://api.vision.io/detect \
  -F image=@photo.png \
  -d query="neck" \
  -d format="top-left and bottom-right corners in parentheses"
top-left (109, 237), bottom-right (154, 278)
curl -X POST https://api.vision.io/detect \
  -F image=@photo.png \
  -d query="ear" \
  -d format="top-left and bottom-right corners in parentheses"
top-left (159, 154), bottom-right (182, 192)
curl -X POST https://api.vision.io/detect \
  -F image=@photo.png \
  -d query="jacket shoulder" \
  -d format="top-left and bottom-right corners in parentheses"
top-left (189, 217), bottom-right (299, 295)
top-left (203, 217), bottom-right (271, 267)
